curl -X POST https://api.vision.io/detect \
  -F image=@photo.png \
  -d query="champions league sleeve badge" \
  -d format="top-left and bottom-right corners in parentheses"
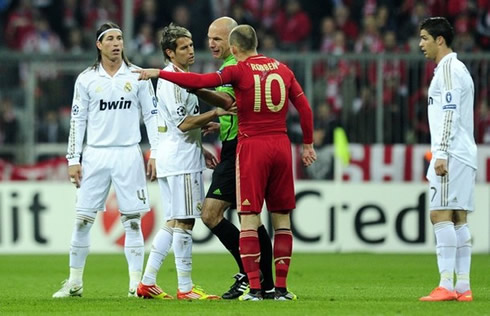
top-left (176, 106), bottom-right (186, 117)
top-left (72, 104), bottom-right (79, 116)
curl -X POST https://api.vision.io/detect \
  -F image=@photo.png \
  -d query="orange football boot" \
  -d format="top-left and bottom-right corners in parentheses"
top-left (137, 282), bottom-right (173, 299)
top-left (456, 290), bottom-right (473, 302)
top-left (419, 287), bottom-right (457, 301)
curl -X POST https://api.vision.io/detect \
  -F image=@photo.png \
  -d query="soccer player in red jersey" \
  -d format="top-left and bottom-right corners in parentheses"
top-left (134, 24), bottom-right (317, 301)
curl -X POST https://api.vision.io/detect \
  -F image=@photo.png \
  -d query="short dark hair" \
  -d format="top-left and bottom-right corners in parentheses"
top-left (159, 23), bottom-right (192, 62)
top-left (420, 17), bottom-right (454, 47)
top-left (229, 25), bottom-right (258, 52)
top-left (92, 22), bottom-right (130, 69)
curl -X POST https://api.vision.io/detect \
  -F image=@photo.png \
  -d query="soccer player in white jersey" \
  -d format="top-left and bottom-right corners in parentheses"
top-left (136, 23), bottom-right (233, 300)
top-left (418, 17), bottom-right (476, 302)
top-left (52, 22), bottom-right (159, 298)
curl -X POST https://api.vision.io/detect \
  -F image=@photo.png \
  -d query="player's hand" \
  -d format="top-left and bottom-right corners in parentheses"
top-left (202, 122), bottom-right (220, 136)
top-left (147, 158), bottom-right (157, 181)
top-left (132, 68), bottom-right (160, 80)
top-left (68, 164), bottom-right (82, 188)
top-left (302, 143), bottom-right (317, 167)
top-left (216, 105), bottom-right (237, 117)
top-left (203, 148), bottom-right (218, 169)
top-left (434, 158), bottom-right (448, 176)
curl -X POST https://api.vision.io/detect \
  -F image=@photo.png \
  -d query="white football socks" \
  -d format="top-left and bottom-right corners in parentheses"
top-left (69, 213), bottom-right (95, 285)
top-left (142, 226), bottom-right (173, 285)
top-left (173, 228), bottom-right (193, 293)
top-left (455, 224), bottom-right (472, 293)
top-left (121, 215), bottom-right (145, 290)
top-left (434, 221), bottom-right (457, 291)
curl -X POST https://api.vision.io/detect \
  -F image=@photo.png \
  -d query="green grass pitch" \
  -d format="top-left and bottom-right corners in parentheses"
top-left (1, 253), bottom-right (489, 315)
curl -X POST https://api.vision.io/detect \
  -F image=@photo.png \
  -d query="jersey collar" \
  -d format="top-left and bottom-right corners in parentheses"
top-left (98, 62), bottom-right (128, 78)
top-left (244, 54), bottom-right (264, 63)
top-left (435, 52), bottom-right (457, 71)
top-left (223, 54), bottom-right (235, 64)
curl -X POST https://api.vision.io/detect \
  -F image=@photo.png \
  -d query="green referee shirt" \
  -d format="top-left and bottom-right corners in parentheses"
top-left (215, 54), bottom-right (237, 142)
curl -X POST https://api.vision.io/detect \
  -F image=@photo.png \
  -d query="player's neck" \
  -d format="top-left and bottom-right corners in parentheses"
top-left (101, 58), bottom-right (123, 76)
top-left (234, 50), bottom-right (258, 62)
top-left (435, 47), bottom-right (453, 65)
top-left (171, 62), bottom-right (189, 72)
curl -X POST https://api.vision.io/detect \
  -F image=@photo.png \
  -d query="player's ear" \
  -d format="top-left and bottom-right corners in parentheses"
top-left (436, 35), bottom-right (445, 46)
top-left (230, 45), bottom-right (237, 56)
top-left (96, 41), bottom-right (103, 50)
top-left (166, 48), bottom-right (175, 60)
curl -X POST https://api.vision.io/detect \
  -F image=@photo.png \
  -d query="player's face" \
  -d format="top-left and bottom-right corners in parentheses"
top-left (419, 29), bottom-right (437, 61)
top-left (208, 25), bottom-right (230, 60)
top-left (170, 37), bottom-right (194, 70)
top-left (97, 30), bottom-right (123, 62)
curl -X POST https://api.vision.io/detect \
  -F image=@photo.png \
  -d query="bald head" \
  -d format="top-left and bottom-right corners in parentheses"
top-left (229, 24), bottom-right (258, 53)
top-left (210, 17), bottom-right (237, 35)
top-left (208, 17), bottom-right (237, 60)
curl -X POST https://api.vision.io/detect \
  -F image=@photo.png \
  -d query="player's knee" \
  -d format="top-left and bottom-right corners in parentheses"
top-left (121, 214), bottom-right (142, 232)
top-left (201, 204), bottom-right (225, 228)
top-left (175, 218), bottom-right (194, 231)
top-left (201, 209), bottom-right (217, 228)
top-left (74, 211), bottom-right (96, 232)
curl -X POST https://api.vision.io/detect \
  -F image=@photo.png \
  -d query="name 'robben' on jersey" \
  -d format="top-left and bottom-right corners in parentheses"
top-left (70, 63), bottom-right (158, 148)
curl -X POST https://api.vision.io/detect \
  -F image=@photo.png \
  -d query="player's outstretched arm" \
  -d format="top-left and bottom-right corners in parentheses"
top-left (133, 68), bottom-right (160, 80)
top-left (191, 89), bottom-right (234, 110)
top-left (178, 106), bottom-right (236, 132)
top-left (134, 68), bottom-right (224, 90)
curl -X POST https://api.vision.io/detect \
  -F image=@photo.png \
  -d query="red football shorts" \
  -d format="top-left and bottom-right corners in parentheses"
top-left (236, 134), bottom-right (296, 213)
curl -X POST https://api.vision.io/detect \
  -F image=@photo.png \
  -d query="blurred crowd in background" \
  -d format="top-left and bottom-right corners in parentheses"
top-left (1, 0), bottom-right (490, 54)
top-left (0, 0), bottom-right (490, 162)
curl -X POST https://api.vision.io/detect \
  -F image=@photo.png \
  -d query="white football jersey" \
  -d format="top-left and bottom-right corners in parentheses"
top-left (66, 62), bottom-right (158, 165)
top-left (155, 63), bottom-right (205, 177)
top-left (427, 52), bottom-right (477, 169)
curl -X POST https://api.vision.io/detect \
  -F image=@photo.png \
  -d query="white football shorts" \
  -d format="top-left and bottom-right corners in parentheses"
top-left (76, 145), bottom-right (150, 214)
top-left (158, 172), bottom-right (204, 221)
top-left (426, 156), bottom-right (476, 212)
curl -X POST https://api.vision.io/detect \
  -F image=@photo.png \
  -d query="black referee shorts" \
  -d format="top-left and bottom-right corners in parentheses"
top-left (206, 139), bottom-right (237, 208)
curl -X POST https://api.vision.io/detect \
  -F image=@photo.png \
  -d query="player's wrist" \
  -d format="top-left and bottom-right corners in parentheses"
top-left (67, 156), bottom-right (81, 166)
top-left (434, 151), bottom-right (448, 160)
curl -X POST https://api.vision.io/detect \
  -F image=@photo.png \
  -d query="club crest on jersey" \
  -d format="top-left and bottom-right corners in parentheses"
top-left (124, 82), bottom-right (132, 92)
top-left (99, 97), bottom-right (132, 111)
top-left (72, 104), bottom-right (79, 115)
top-left (445, 92), bottom-right (452, 103)
top-left (95, 86), bottom-right (103, 93)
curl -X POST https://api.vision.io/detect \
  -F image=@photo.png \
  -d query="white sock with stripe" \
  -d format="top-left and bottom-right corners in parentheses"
top-left (455, 224), bottom-right (472, 293)
top-left (121, 214), bottom-right (145, 290)
top-left (142, 226), bottom-right (173, 286)
top-left (69, 212), bottom-right (95, 285)
top-left (173, 228), bottom-right (193, 293)
top-left (434, 221), bottom-right (456, 291)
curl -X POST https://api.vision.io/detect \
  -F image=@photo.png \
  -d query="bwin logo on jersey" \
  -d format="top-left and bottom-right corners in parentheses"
top-left (100, 98), bottom-right (132, 110)
top-left (428, 97), bottom-right (433, 105)
top-left (445, 92), bottom-right (452, 103)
